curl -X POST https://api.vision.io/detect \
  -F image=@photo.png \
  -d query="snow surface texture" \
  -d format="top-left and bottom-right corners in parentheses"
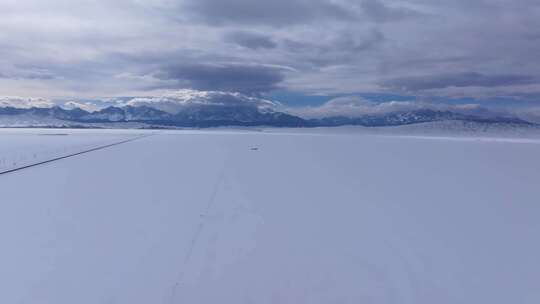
top-left (0, 127), bottom-right (539, 304)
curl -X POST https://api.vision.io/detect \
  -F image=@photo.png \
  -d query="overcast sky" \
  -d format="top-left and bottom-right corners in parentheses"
top-left (1, 0), bottom-right (540, 108)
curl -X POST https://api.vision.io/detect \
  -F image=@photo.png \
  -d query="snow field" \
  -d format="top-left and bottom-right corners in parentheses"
top-left (0, 128), bottom-right (539, 304)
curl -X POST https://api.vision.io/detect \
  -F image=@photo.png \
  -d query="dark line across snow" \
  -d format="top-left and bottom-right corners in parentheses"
top-left (0, 134), bottom-right (151, 176)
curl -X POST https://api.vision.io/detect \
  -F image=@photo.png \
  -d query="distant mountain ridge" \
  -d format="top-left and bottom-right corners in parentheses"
top-left (0, 105), bottom-right (306, 127)
top-left (0, 104), bottom-right (535, 128)
top-left (306, 109), bottom-right (530, 127)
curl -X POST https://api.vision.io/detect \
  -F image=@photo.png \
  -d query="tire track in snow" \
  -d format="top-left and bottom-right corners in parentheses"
top-left (168, 162), bottom-right (227, 304)
top-left (0, 133), bottom-right (153, 176)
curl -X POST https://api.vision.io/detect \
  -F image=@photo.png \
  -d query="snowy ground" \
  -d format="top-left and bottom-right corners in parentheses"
top-left (0, 127), bottom-right (539, 304)
top-left (0, 129), bottom-right (145, 173)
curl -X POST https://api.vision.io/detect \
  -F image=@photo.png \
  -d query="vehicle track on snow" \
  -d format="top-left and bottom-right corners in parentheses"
top-left (167, 160), bottom-right (228, 304)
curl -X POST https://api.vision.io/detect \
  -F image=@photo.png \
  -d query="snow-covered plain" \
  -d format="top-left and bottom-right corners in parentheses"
top-left (0, 129), bottom-right (144, 173)
top-left (0, 127), bottom-right (539, 304)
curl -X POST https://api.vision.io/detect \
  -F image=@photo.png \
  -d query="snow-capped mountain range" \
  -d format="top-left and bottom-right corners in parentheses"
top-left (305, 109), bottom-right (530, 127)
top-left (0, 104), bottom-right (535, 128)
top-left (0, 91), bottom-right (537, 128)
top-left (0, 104), bottom-right (306, 128)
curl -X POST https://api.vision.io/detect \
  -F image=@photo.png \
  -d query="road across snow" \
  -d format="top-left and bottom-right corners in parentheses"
top-left (0, 129), bottom-right (145, 173)
top-left (0, 128), bottom-right (539, 303)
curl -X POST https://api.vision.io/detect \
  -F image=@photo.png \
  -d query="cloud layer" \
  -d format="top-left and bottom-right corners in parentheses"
top-left (0, 97), bottom-right (54, 109)
top-left (154, 63), bottom-right (287, 93)
top-left (0, 0), bottom-right (540, 105)
top-left (123, 90), bottom-right (278, 114)
top-left (287, 96), bottom-right (515, 120)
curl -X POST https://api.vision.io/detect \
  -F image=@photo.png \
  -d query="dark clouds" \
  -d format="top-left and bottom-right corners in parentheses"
top-left (0, 0), bottom-right (540, 104)
top-left (183, 0), bottom-right (356, 26)
top-left (0, 70), bottom-right (56, 80)
top-left (225, 31), bottom-right (277, 49)
top-left (360, 0), bottom-right (423, 23)
top-left (383, 73), bottom-right (540, 91)
top-left (155, 63), bottom-right (287, 93)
